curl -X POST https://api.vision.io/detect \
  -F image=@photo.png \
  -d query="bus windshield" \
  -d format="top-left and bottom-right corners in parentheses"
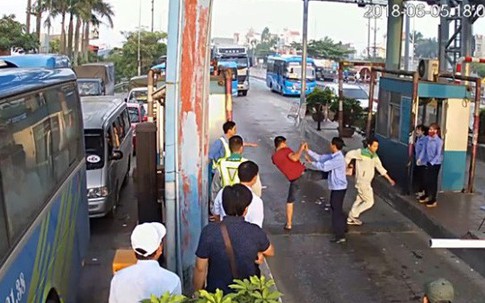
top-left (84, 130), bottom-right (105, 170)
top-left (286, 65), bottom-right (315, 80)
top-left (219, 57), bottom-right (248, 68)
top-left (78, 80), bottom-right (102, 96)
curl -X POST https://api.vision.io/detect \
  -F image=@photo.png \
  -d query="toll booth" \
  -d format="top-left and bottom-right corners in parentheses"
top-left (375, 77), bottom-right (471, 193)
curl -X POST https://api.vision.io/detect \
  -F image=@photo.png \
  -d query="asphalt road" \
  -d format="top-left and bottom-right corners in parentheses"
top-left (77, 78), bottom-right (485, 303)
top-left (234, 77), bottom-right (485, 303)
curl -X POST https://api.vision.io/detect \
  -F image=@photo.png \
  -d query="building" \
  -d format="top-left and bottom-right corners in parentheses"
top-left (474, 34), bottom-right (485, 58)
top-left (211, 37), bottom-right (237, 46)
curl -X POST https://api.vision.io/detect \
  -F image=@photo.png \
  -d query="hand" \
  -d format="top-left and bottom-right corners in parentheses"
top-left (255, 252), bottom-right (264, 265)
top-left (248, 142), bottom-right (259, 147)
top-left (416, 159), bottom-right (422, 166)
top-left (304, 154), bottom-right (312, 163)
top-left (389, 179), bottom-right (396, 186)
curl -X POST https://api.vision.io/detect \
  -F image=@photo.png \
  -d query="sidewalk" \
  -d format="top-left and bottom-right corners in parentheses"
top-left (302, 116), bottom-right (485, 278)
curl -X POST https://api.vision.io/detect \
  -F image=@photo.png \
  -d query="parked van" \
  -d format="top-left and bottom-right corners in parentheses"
top-left (81, 96), bottom-right (133, 217)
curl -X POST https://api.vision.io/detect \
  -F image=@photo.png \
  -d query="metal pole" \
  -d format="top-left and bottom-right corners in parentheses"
top-left (165, 0), bottom-right (182, 278)
top-left (338, 61), bottom-right (344, 136)
top-left (366, 70), bottom-right (375, 137)
top-left (367, 17), bottom-right (371, 59)
top-left (373, 17), bottom-right (378, 59)
top-left (385, 0), bottom-right (404, 69)
top-left (404, 12), bottom-right (410, 70)
top-left (468, 79), bottom-right (481, 193)
top-left (151, 0), bottom-right (155, 32)
top-left (300, 0), bottom-right (309, 111)
top-left (137, 0), bottom-right (142, 76)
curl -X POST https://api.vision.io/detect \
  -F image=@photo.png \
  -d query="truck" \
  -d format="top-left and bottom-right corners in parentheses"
top-left (73, 62), bottom-right (115, 95)
top-left (211, 45), bottom-right (250, 96)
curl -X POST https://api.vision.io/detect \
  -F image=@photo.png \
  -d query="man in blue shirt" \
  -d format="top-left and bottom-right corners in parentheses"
top-left (417, 123), bottom-right (443, 208)
top-left (305, 137), bottom-right (348, 243)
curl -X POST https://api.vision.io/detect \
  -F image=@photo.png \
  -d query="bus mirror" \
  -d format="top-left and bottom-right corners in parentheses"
top-left (110, 150), bottom-right (123, 161)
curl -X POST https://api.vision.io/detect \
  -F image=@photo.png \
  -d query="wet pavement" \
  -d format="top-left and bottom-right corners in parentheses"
top-left (77, 163), bottom-right (138, 302)
top-left (236, 77), bottom-right (485, 302)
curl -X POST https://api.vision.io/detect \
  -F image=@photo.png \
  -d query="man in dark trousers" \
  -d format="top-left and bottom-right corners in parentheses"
top-left (305, 137), bottom-right (348, 243)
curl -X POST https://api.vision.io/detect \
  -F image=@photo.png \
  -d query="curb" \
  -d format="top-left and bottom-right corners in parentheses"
top-left (301, 120), bottom-right (485, 278)
top-left (260, 259), bottom-right (284, 303)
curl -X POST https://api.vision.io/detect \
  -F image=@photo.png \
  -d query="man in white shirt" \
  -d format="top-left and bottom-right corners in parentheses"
top-left (109, 223), bottom-right (182, 303)
top-left (213, 161), bottom-right (264, 228)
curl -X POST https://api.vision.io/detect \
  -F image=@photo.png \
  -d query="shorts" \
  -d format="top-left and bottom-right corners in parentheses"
top-left (286, 169), bottom-right (327, 203)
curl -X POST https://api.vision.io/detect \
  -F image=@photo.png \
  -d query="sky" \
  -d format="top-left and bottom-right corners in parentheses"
top-left (4, 0), bottom-right (485, 53)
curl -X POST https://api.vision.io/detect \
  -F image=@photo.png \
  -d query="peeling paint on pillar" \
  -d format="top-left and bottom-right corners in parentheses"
top-left (178, 0), bottom-right (211, 287)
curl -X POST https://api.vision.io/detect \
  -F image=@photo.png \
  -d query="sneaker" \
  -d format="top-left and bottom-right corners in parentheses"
top-left (426, 201), bottom-right (437, 208)
top-left (347, 217), bottom-right (363, 226)
top-left (330, 237), bottom-right (346, 244)
top-left (419, 196), bottom-right (429, 203)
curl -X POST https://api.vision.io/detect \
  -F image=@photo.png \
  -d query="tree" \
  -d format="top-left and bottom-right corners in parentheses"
top-left (291, 37), bottom-right (355, 60)
top-left (106, 30), bottom-right (167, 82)
top-left (254, 27), bottom-right (278, 58)
top-left (410, 31), bottom-right (438, 59)
top-left (50, 38), bottom-right (60, 53)
top-left (471, 63), bottom-right (485, 78)
top-left (0, 14), bottom-right (39, 53)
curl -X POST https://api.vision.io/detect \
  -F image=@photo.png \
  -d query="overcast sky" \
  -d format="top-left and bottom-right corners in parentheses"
top-left (5, 0), bottom-right (485, 52)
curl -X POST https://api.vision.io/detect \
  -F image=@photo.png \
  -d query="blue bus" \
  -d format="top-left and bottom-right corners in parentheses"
top-left (0, 67), bottom-right (89, 303)
top-left (0, 54), bottom-right (71, 69)
top-left (217, 61), bottom-right (238, 96)
top-left (266, 55), bottom-right (317, 96)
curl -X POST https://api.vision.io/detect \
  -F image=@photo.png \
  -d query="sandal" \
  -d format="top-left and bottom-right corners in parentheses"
top-left (284, 225), bottom-right (292, 230)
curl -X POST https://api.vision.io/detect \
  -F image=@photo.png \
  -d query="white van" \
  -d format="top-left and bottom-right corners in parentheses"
top-left (81, 96), bottom-right (133, 217)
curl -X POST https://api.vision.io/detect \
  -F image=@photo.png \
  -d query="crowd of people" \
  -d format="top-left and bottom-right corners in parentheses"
top-left (108, 119), bottom-right (452, 302)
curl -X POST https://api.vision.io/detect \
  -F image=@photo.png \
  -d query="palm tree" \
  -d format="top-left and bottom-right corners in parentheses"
top-left (44, 0), bottom-right (70, 54)
top-left (80, 0), bottom-right (114, 62)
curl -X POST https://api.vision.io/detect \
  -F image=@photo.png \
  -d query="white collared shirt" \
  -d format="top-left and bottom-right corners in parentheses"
top-left (213, 184), bottom-right (264, 228)
top-left (109, 260), bottom-right (182, 303)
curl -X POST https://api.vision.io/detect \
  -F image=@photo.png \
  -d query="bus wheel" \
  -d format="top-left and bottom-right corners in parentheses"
top-left (241, 91), bottom-right (247, 96)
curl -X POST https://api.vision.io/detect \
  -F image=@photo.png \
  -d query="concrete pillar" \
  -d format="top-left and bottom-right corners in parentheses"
top-left (165, 0), bottom-right (213, 292)
top-left (385, 0), bottom-right (404, 70)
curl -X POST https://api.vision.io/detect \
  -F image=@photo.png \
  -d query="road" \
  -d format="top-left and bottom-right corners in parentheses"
top-left (77, 78), bottom-right (485, 303)
top-left (77, 163), bottom-right (138, 302)
top-left (235, 77), bottom-right (485, 302)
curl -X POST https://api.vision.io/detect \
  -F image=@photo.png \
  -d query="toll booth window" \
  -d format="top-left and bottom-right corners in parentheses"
top-left (389, 104), bottom-right (401, 140)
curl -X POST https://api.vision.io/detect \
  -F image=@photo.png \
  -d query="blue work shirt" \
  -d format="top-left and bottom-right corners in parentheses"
top-left (308, 150), bottom-right (347, 190)
top-left (209, 136), bottom-right (228, 172)
top-left (414, 136), bottom-right (427, 166)
top-left (195, 216), bottom-right (270, 294)
top-left (419, 135), bottom-right (443, 165)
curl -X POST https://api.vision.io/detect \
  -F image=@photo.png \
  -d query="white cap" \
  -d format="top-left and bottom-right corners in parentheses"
top-left (131, 223), bottom-right (166, 257)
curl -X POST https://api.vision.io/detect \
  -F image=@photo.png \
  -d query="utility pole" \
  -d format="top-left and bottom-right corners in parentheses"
top-left (367, 17), bottom-right (371, 59)
top-left (373, 17), bottom-right (378, 59)
top-left (404, 11), bottom-right (411, 70)
top-left (151, 0), bottom-right (155, 32)
top-left (300, 0), bottom-right (309, 119)
top-left (137, 0), bottom-right (142, 76)
top-left (26, 0), bottom-right (32, 33)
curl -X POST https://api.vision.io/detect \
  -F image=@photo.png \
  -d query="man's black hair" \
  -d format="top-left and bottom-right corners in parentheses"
top-left (222, 184), bottom-right (252, 216)
top-left (274, 136), bottom-right (286, 149)
top-left (238, 161), bottom-right (259, 183)
top-left (223, 121), bottom-right (236, 134)
top-left (229, 135), bottom-right (244, 153)
top-left (366, 137), bottom-right (379, 146)
top-left (331, 137), bottom-right (344, 150)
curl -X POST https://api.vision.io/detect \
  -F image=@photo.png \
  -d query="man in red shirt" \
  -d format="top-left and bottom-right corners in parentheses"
top-left (272, 136), bottom-right (324, 230)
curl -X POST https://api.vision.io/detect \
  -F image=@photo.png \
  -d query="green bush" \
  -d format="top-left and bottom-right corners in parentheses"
top-left (306, 87), bottom-right (335, 114)
top-left (141, 276), bottom-right (282, 303)
top-left (329, 97), bottom-right (364, 127)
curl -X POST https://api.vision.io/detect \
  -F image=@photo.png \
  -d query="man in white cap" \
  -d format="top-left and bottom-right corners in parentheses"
top-left (423, 278), bottom-right (454, 303)
top-left (109, 223), bottom-right (182, 303)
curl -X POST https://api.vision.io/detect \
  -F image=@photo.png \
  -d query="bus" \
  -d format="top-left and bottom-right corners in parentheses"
top-left (217, 61), bottom-right (238, 96)
top-left (0, 54), bottom-right (71, 69)
top-left (266, 55), bottom-right (317, 96)
top-left (212, 45), bottom-right (250, 96)
top-left (0, 67), bottom-right (89, 303)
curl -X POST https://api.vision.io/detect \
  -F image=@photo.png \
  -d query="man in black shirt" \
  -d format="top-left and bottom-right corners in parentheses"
top-left (193, 184), bottom-right (274, 294)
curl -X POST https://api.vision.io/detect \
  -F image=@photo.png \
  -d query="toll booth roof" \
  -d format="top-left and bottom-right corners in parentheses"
top-left (380, 77), bottom-right (471, 99)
